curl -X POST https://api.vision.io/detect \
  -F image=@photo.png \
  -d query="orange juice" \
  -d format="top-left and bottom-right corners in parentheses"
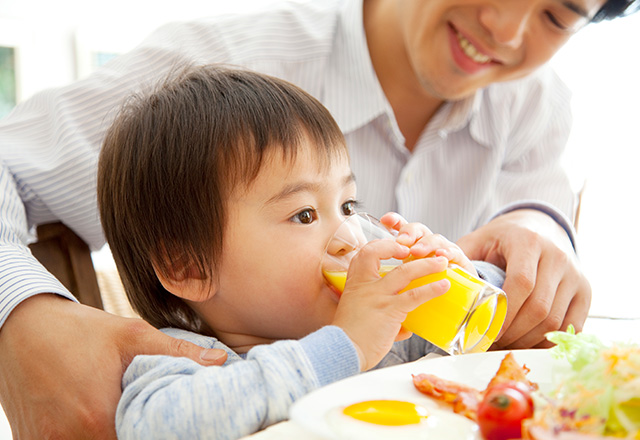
top-left (323, 265), bottom-right (507, 354)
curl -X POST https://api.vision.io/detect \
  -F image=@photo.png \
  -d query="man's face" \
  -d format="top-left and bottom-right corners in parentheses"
top-left (395, 0), bottom-right (606, 100)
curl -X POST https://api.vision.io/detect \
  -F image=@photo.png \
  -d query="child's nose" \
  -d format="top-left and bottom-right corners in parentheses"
top-left (326, 229), bottom-right (359, 257)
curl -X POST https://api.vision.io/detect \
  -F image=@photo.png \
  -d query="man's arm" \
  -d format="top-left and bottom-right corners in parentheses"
top-left (0, 158), bottom-right (226, 440)
top-left (458, 70), bottom-right (591, 348)
top-left (0, 295), bottom-right (228, 439)
top-left (0, 16), bottom-right (257, 437)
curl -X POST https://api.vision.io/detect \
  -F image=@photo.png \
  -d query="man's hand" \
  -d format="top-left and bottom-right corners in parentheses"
top-left (457, 209), bottom-right (591, 349)
top-left (0, 294), bottom-right (227, 439)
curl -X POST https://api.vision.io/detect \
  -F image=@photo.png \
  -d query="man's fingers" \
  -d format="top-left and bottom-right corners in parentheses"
top-left (498, 254), bottom-right (563, 347)
top-left (497, 250), bottom-right (571, 347)
top-left (457, 210), bottom-right (591, 350)
top-left (503, 278), bottom-right (591, 349)
top-left (0, 295), bottom-right (121, 440)
top-left (165, 333), bottom-right (228, 365)
top-left (455, 234), bottom-right (479, 260)
top-left (0, 295), bottom-right (227, 440)
top-left (497, 248), bottom-right (539, 338)
top-left (117, 318), bottom-right (228, 367)
top-left (499, 281), bottom-right (565, 349)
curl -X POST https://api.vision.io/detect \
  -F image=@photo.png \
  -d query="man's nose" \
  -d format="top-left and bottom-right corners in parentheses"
top-left (479, 2), bottom-right (532, 49)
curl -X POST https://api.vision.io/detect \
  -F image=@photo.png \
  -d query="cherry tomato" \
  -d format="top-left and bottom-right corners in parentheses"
top-left (477, 382), bottom-right (534, 440)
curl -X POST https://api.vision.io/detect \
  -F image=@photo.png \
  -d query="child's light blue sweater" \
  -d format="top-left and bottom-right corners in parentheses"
top-left (116, 262), bottom-right (504, 439)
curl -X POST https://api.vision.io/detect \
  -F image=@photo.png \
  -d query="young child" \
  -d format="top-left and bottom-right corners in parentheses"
top-left (97, 65), bottom-right (504, 439)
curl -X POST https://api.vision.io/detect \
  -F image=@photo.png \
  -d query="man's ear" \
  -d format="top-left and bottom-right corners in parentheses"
top-left (153, 260), bottom-right (217, 303)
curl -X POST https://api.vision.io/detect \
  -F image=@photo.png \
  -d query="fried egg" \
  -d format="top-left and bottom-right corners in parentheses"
top-left (325, 399), bottom-right (481, 439)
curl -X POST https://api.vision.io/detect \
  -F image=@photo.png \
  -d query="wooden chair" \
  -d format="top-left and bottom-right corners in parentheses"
top-left (28, 222), bottom-right (104, 310)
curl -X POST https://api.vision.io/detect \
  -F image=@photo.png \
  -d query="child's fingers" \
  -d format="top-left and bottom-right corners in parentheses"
top-left (397, 278), bottom-right (450, 312)
top-left (410, 236), bottom-right (474, 276)
top-left (379, 212), bottom-right (407, 232)
top-left (396, 222), bottom-right (433, 247)
top-left (379, 213), bottom-right (436, 250)
top-left (394, 327), bottom-right (413, 342)
top-left (380, 256), bottom-right (449, 296)
top-left (347, 239), bottom-right (410, 282)
top-left (434, 248), bottom-right (477, 275)
top-left (409, 233), bottom-right (457, 258)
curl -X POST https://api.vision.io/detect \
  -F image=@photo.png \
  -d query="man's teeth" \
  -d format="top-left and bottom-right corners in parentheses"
top-left (456, 31), bottom-right (491, 64)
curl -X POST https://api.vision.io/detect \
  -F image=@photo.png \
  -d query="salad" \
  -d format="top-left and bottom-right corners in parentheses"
top-left (529, 325), bottom-right (640, 438)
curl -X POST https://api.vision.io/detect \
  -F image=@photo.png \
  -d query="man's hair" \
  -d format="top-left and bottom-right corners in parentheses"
top-left (593, 0), bottom-right (639, 21)
top-left (98, 65), bottom-right (347, 332)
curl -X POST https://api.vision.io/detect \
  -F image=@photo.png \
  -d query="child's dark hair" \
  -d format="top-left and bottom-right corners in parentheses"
top-left (592, 0), bottom-right (639, 21)
top-left (98, 65), bottom-right (347, 332)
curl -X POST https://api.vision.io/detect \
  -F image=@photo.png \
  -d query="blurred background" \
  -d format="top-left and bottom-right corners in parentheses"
top-left (0, 0), bottom-right (638, 315)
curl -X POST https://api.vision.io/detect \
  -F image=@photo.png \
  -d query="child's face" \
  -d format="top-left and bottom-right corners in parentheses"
top-left (201, 141), bottom-right (356, 348)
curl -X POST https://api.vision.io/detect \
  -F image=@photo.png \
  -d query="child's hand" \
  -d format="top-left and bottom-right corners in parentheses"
top-left (331, 238), bottom-right (450, 371)
top-left (380, 212), bottom-right (477, 276)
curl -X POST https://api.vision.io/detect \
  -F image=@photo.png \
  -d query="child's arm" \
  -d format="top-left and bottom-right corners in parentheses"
top-left (116, 326), bottom-right (359, 440)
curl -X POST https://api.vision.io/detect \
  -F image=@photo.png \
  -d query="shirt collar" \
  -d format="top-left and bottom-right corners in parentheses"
top-left (437, 89), bottom-right (493, 148)
top-left (440, 92), bottom-right (481, 132)
top-left (324, 0), bottom-right (492, 148)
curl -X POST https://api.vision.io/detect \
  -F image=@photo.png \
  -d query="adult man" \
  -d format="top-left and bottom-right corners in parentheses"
top-left (0, 0), bottom-right (637, 438)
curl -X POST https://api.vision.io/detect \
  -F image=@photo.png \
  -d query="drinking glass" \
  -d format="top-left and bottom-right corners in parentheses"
top-left (322, 213), bottom-right (507, 355)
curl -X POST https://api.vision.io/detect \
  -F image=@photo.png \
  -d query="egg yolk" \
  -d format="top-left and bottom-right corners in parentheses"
top-left (343, 400), bottom-right (429, 426)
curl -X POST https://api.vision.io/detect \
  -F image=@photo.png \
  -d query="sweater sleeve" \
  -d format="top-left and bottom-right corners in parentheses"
top-left (116, 326), bottom-right (359, 440)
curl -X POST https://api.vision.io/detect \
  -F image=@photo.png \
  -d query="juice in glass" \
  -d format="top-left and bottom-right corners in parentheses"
top-left (324, 264), bottom-right (507, 354)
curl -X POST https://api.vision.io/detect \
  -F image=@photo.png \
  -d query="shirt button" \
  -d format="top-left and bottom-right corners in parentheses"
top-left (438, 129), bottom-right (448, 140)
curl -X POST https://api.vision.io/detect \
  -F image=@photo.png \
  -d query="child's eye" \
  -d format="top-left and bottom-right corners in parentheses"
top-left (341, 200), bottom-right (359, 216)
top-left (291, 208), bottom-right (317, 224)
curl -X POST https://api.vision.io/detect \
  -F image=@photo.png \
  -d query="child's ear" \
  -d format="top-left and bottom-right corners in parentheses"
top-left (153, 261), bottom-right (217, 302)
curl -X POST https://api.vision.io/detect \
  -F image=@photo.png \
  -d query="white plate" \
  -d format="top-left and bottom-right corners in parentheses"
top-left (290, 349), bottom-right (554, 439)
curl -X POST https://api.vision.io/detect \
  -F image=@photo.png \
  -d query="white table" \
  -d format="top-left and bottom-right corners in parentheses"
top-left (1, 316), bottom-right (637, 439)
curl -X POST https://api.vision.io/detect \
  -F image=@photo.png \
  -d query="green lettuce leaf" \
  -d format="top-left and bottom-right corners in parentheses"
top-left (544, 325), bottom-right (640, 437)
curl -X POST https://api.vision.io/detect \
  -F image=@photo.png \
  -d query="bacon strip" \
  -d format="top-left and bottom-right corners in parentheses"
top-left (412, 373), bottom-right (482, 421)
top-left (412, 352), bottom-right (537, 421)
top-left (486, 351), bottom-right (538, 393)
